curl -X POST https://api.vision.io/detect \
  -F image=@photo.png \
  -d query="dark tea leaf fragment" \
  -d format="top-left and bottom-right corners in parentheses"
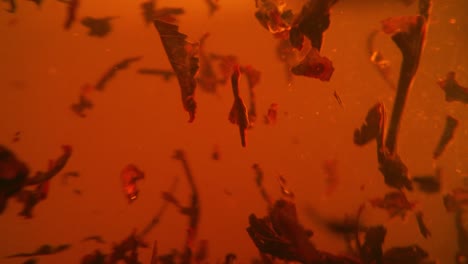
top-left (153, 19), bottom-right (199, 122)
top-left (354, 102), bottom-right (385, 146)
top-left (27, 0), bottom-right (43, 6)
top-left (23, 258), bottom-right (38, 264)
top-left (224, 253), bottom-right (237, 264)
top-left (82, 235), bottom-right (106, 244)
top-left (377, 150), bottom-right (413, 191)
top-left (383, 245), bottom-right (429, 264)
top-left (108, 229), bottom-right (149, 264)
top-left (171, 149), bottom-right (201, 264)
top-left (81, 250), bottom-right (106, 264)
top-left (443, 188), bottom-right (468, 212)
top-left (252, 163), bottom-right (272, 207)
top-left (291, 48), bottom-right (334, 81)
top-left (153, 7), bottom-right (185, 23)
top-left (95, 56), bottom-right (142, 91)
top-left (12, 131), bottom-right (21, 143)
top-left (247, 199), bottom-right (361, 263)
top-left (437, 71), bottom-right (468, 104)
top-left (204, 0), bottom-right (219, 16)
top-left (415, 211), bottom-right (431, 239)
top-left (5, 0), bottom-right (16, 13)
top-left (359, 225), bottom-right (387, 264)
top-left (381, 14), bottom-right (428, 154)
top-left (137, 68), bottom-right (175, 81)
top-left (71, 94), bottom-right (93, 118)
top-left (63, 0), bottom-right (79, 30)
top-left (229, 65), bottom-right (249, 147)
top-left (290, 0), bottom-right (338, 51)
top-left (0, 146), bottom-right (30, 214)
top-left (81, 16), bottom-right (117, 37)
top-left (16, 179), bottom-right (49, 218)
top-left (254, 0), bottom-right (293, 38)
top-left (264, 103), bottom-right (278, 125)
top-left (412, 167), bottom-right (441, 194)
top-left (433, 115), bottom-right (459, 159)
top-left (26, 145), bottom-right (72, 186)
top-left (369, 191), bottom-right (416, 219)
top-left (211, 145), bottom-right (220, 161)
top-left (6, 244), bottom-right (71, 258)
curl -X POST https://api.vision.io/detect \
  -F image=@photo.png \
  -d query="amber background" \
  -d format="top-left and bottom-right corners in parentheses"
top-left (1, 0), bottom-right (467, 263)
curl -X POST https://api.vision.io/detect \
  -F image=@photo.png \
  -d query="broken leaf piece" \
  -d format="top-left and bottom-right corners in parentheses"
top-left (194, 240), bottom-right (209, 263)
top-left (382, 14), bottom-right (428, 154)
top-left (433, 115), bottom-right (459, 159)
top-left (95, 56), bottom-right (142, 91)
top-left (415, 211), bottom-right (431, 239)
top-left (71, 95), bottom-right (93, 118)
top-left (252, 163), bottom-right (272, 207)
top-left (82, 235), bottom-right (106, 244)
top-left (137, 68), bottom-right (175, 81)
top-left (61, 171), bottom-right (79, 185)
top-left (108, 229), bottom-right (149, 263)
top-left (62, 0), bottom-right (79, 30)
top-left (71, 83), bottom-right (94, 117)
top-left (354, 102), bottom-right (385, 146)
top-left (246, 200), bottom-right (316, 262)
top-left (16, 180), bottom-right (49, 218)
top-left (27, 0), bottom-right (43, 6)
top-left (81, 16), bottom-right (117, 37)
top-left (12, 131), bottom-right (20, 143)
top-left (81, 250), bottom-right (107, 264)
top-left (291, 48), bottom-right (334, 81)
top-left (378, 150), bottom-right (413, 191)
top-left (359, 225), bottom-right (387, 264)
top-left (141, 0), bottom-right (156, 24)
top-left (22, 258), bottom-right (38, 264)
top-left (443, 187), bottom-right (468, 212)
top-left (264, 103), bottom-right (279, 125)
top-left (211, 145), bottom-right (220, 161)
top-left (26, 145), bottom-right (72, 186)
top-left (153, 19), bottom-right (199, 122)
top-left (247, 199), bottom-right (361, 263)
top-left (229, 65), bottom-right (249, 147)
top-left (121, 164), bottom-right (145, 203)
top-left (205, 0), bottom-right (220, 16)
top-left (412, 167), bottom-right (441, 194)
top-left (383, 244), bottom-right (429, 264)
top-left (6, 244), bottom-right (71, 258)
top-left (437, 71), bottom-right (468, 104)
top-left (0, 146), bottom-right (30, 214)
top-left (224, 253), bottom-right (237, 264)
top-left (369, 191), bottom-right (416, 219)
top-left (171, 149), bottom-right (201, 264)
top-left (154, 7), bottom-right (185, 23)
top-left (290, 0), bottom-right (338, 51)
top-left (5, 0), bottom-right (16, 13)
top-left (254, 0), bottom-right (293, 38)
